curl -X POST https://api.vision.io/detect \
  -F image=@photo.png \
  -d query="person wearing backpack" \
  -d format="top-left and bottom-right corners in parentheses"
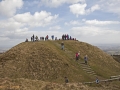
top-left (96, 77), bottom-right (99, 84)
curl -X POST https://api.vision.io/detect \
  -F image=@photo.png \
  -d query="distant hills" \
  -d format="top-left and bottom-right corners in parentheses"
top-left (97, 44), bottom-right (120, 55)
top-left (0, 47), bottom-right (11, 53)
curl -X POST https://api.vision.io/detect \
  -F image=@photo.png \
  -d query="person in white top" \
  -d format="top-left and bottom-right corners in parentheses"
top-left (78, 51), bottom-right (80, 60)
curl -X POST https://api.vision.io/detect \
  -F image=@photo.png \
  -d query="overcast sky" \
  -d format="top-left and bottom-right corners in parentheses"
top-left (0, 0), bottom-right (120, 47)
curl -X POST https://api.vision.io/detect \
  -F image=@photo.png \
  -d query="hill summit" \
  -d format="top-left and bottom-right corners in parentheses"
top-left (0, 40), bottom-right (120, 89)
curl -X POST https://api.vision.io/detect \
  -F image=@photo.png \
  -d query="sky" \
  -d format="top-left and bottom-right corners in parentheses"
top-left (0, 0), bottom-right (120, 47)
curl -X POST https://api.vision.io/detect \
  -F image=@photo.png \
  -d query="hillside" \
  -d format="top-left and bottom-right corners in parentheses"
top-left (0, 40), bottom-right (120, 89)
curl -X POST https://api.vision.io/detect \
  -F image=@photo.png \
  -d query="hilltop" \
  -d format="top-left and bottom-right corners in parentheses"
top-left (0, 40), bottom-right (120, 90)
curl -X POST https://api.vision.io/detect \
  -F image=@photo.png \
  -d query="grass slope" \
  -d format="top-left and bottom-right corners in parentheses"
top-left (0, 40), bottom-right (120, 89)
top-left (0, 41), bottom-right (90, 83)
top-left (56, 40), bottom-right (120, 78)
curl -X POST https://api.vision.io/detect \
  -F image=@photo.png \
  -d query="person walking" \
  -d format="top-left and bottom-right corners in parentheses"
top-left (61, 42), bottom-right (64, 50)
top-left (64, 77), bottom-right (69, 83)
top-left (96, 77), bottom-right (99, 84)
top-left (75, 52), bottom-right (78, 61)
top-left (84, 55), bottom-right (88, 64)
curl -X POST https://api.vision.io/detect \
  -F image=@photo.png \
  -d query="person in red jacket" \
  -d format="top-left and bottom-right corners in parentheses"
top-left (75, 52), bottom-right (78, 61)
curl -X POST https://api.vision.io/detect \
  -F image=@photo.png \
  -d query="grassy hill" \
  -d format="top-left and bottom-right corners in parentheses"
top-left (0, 40), bottom-right (120, 90)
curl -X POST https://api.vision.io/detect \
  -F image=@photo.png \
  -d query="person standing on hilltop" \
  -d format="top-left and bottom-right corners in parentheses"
top-left (46, 35), bottom-right (49, 40)
top-left (51, 35), bottom-right (54, 40)
top-left (35, 36), bottom-right (38, 41)
top-left (61, 42), bottom-right (64, 50)
top-left (33, 34), bottom-right (34, 42)
top-left (66, 34), bottom-right (68, 40)
top-left (55, 37), bottom-right (57, 40)
top-left (67, 34), bottom-right (69, 40)
top-left (84, 55), bottom-right (88, 64)
top-left (62, 34), bottom-right (64, 40)
top-left (70, 36), bottom-right (71, 40)
top-left (65, 34), bottom-right (66, 40)
top-left (31, 36), bottom-right (33, 41)
top-left (25, 38), bottom-right (28, 42)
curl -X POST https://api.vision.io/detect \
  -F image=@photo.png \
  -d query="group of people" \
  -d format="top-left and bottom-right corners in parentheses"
top-left (75, 51), bottom-right (88, 64)
top-left (62, 34), bottom-right (76, 40)
top-left (60, 41), bottom-right (100, 84)
top-left (30, 34), bottom-right (50, 41)
top-left (25, 34), bottom-right (78, 42)
top-left (65, 50), bottom-right (99, 84)
top-left (25, 34), bottom-right (58, 42)
top-left (40, 37), bottom-right (44, 40)
top-left (61, 42), bottom-right (88, 64)
top-left (31, 34), bottom-right (38, 41)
